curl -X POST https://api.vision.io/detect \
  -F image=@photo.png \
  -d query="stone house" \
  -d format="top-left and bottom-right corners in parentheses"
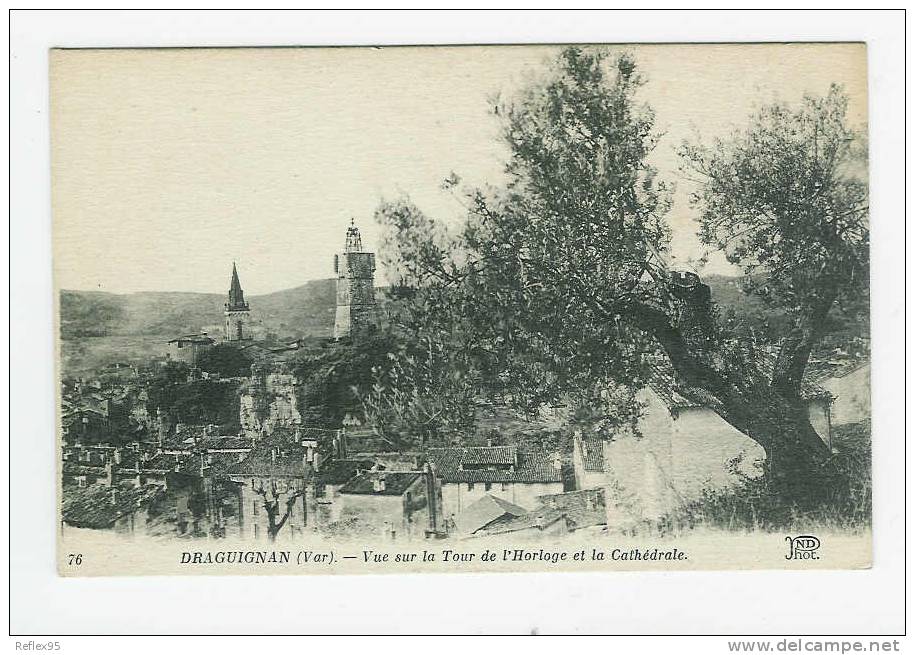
top-left (426, 445), bottom-right (564, 528)
top-left (60, 484), bottom-right (163, 536)
top-left (571, 433), bottom-right (607, 490)
top-left (337, 469), bottom-right (437, 540)
top-left (313, 457), bottom-right (377, 523)
top-left (472, 487), bottom-right (607, 539)
top-left (225, 432), bottom-right (317, 541)
top-left (166, 333), bottom-right (215, 366)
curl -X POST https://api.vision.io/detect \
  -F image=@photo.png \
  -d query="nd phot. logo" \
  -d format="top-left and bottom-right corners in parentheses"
top-left (785, 535), bottom-right (821, 560)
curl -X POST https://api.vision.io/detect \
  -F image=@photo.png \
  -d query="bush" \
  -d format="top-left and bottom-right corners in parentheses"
top-left (669, 420), bottom-right (871, 533)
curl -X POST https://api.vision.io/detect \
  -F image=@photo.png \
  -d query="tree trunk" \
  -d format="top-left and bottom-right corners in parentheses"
top-left (628, 296), bottom-right (832, 502)
top-left (771, 289), bottom-right (838, 400)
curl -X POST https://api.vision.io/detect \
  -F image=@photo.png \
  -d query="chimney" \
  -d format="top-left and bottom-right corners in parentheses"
top-left (373, 475), bottom-right (386, 493)
top-left (114, 449), bottom-right (121, 465)
top-left (535, 515), bottom-right (545, 530)
top-left (110, 488), bottom-right (118, 505)
top-left (271, 448), bottom-right (278, 465)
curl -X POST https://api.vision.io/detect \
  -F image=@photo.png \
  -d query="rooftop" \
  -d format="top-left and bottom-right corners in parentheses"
top-left (454, 493), bottom-right (529, 534)
top-left (61, 484), bottom-right (163, 529)
top-left (338, 471), bottom-right (423, 496)
top-left (574, 434), bottom-right (605, 472)
top-left (426, 447), bottom-right (562, 484)
top-left (317, 458), bottom-right (377, 486)
top-left (226, 434), bottom-right (313, 478)
top-left (168, 333), bottom-right (216, 345)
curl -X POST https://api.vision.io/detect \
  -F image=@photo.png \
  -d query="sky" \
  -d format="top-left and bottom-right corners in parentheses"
top-left (50, 43), bottom-right (867, 295)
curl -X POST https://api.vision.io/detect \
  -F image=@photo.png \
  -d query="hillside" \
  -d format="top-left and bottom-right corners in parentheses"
top-left (60, 278), bottom-right (337, 341)
top-left (58, 274), bottom-right (866, 376)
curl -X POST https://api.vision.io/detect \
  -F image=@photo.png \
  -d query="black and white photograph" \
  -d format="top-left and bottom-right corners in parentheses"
top-left (49, 42), bottom-right (873, 574)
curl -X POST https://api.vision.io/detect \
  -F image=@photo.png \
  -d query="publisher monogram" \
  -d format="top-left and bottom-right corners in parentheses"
top-left (785, 535), bottom-right (821, 560)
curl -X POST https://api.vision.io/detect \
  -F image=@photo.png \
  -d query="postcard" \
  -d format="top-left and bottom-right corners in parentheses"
top-left (51, 43), bottom-right (871, 576)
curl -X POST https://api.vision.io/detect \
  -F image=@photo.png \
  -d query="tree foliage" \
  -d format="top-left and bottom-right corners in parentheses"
top-left (370, 46), bottom-right (868, 498)
top-left (147, 362), bottom-right (241, 432)
top-left (196, 344), bottom-right (254, 378)
top-left (680, 85), bottom-right (868, 396)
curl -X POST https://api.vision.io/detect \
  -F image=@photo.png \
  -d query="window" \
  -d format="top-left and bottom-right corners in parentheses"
top-left (252, 500), bottom-right (259, 516)
top-left (484, 482), bottom-right (492, 492)
top-left (502, 483), bottom-right (509, 491)
top-left (467, 483), bottom-right (474, 491)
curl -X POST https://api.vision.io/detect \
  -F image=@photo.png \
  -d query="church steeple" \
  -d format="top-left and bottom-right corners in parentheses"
top-left (224, 262), bottom-right (251, 341)
top-left (226, 262), bottom-right (248, 311)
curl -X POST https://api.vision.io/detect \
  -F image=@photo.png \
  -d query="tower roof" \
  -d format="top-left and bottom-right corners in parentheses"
top-left (344, 218), bottom-right (363, 253)
top-left (226, 262), bottom-right (249, 311)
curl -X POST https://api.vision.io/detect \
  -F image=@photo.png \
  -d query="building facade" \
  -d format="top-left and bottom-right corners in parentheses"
top-left (166, 333), bottom-right (215, 365)
top-left (426, 446), bottom-right (565, 528)
top-left (333, 220), bottom-right (376, 340)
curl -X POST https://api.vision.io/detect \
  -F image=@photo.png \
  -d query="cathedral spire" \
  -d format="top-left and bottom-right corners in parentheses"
top-left (226, 262), bottom-right (248, 311)
top-left (224, 262), bottom-right (251, 341)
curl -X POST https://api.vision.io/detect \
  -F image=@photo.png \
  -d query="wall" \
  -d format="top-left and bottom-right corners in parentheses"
top-left (166, 340), bottom-right (212, 365)
top-left (334, 251), bottom-right (376, 339)
top-left (572, 438), bottom-right (610, 490)
top-left (807, 399), bottom-right (833, 448)
top-left (821, 364), bottom-right (870, 426)
top-left (230, 475), bottom-right (311, 542)
top-left (600, 387), bottom-right (767, 523)
top-left (338, 476), bottom-right (429, 540)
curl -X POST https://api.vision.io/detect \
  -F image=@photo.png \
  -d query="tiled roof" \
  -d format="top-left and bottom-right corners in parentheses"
top-left (61, 484), bottom-right (163, 529)
top-left (427, 447), bottom-right (562, 484)
top-left (754, 355), bottom-right (832, 401)
top-left (62, 462), bottom-right (106, 476)
top-left (454, 493), bottom-right (528, 534)
top-left (299, 427), bottom-right (340, 441)
top-left (140, 453), bottom-right (192, 473)
top-left (810, 358), bottom-right (870, 382)
top-left (317, 458), bottom-right (377, 486)
top-left (198, 436), bottom-right (255, 451)
top-left (574, 434), bottom-right (605, 472)
top-left (168, 333), bottom-right (215, 344)
top-left (478, 489), bottom-right (607, 536)
top-left (225, 434), bottom-right (312, 478)
top-left (338, 471), bottom-right (423, 496)
top-left (203, 452), bottom-right (248, 475)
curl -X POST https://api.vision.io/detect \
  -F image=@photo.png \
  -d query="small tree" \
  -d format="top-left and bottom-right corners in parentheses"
top-left (252, 479), bottom-right (305, 542)
top-left (196, 344), bottom-right (253, 378)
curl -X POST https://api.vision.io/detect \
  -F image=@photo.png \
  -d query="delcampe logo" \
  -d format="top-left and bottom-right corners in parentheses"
top-left (785, 535), bottom-right (821, 560)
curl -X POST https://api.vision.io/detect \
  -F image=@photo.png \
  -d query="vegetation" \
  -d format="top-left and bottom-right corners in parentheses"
top-left (670, 421), bottom-right (871, 532)
top-left (146, 362), bottom-right (241, 432)
top-left (371, 46), bottom-right (869, 509)
top-left (196, 343), bottom-right (253, 378)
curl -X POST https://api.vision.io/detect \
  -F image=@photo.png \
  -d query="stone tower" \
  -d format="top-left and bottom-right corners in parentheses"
top-left (333, 219), bottom-right (376, 340)
top-left (224, 262), bottom-right (251, 341)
